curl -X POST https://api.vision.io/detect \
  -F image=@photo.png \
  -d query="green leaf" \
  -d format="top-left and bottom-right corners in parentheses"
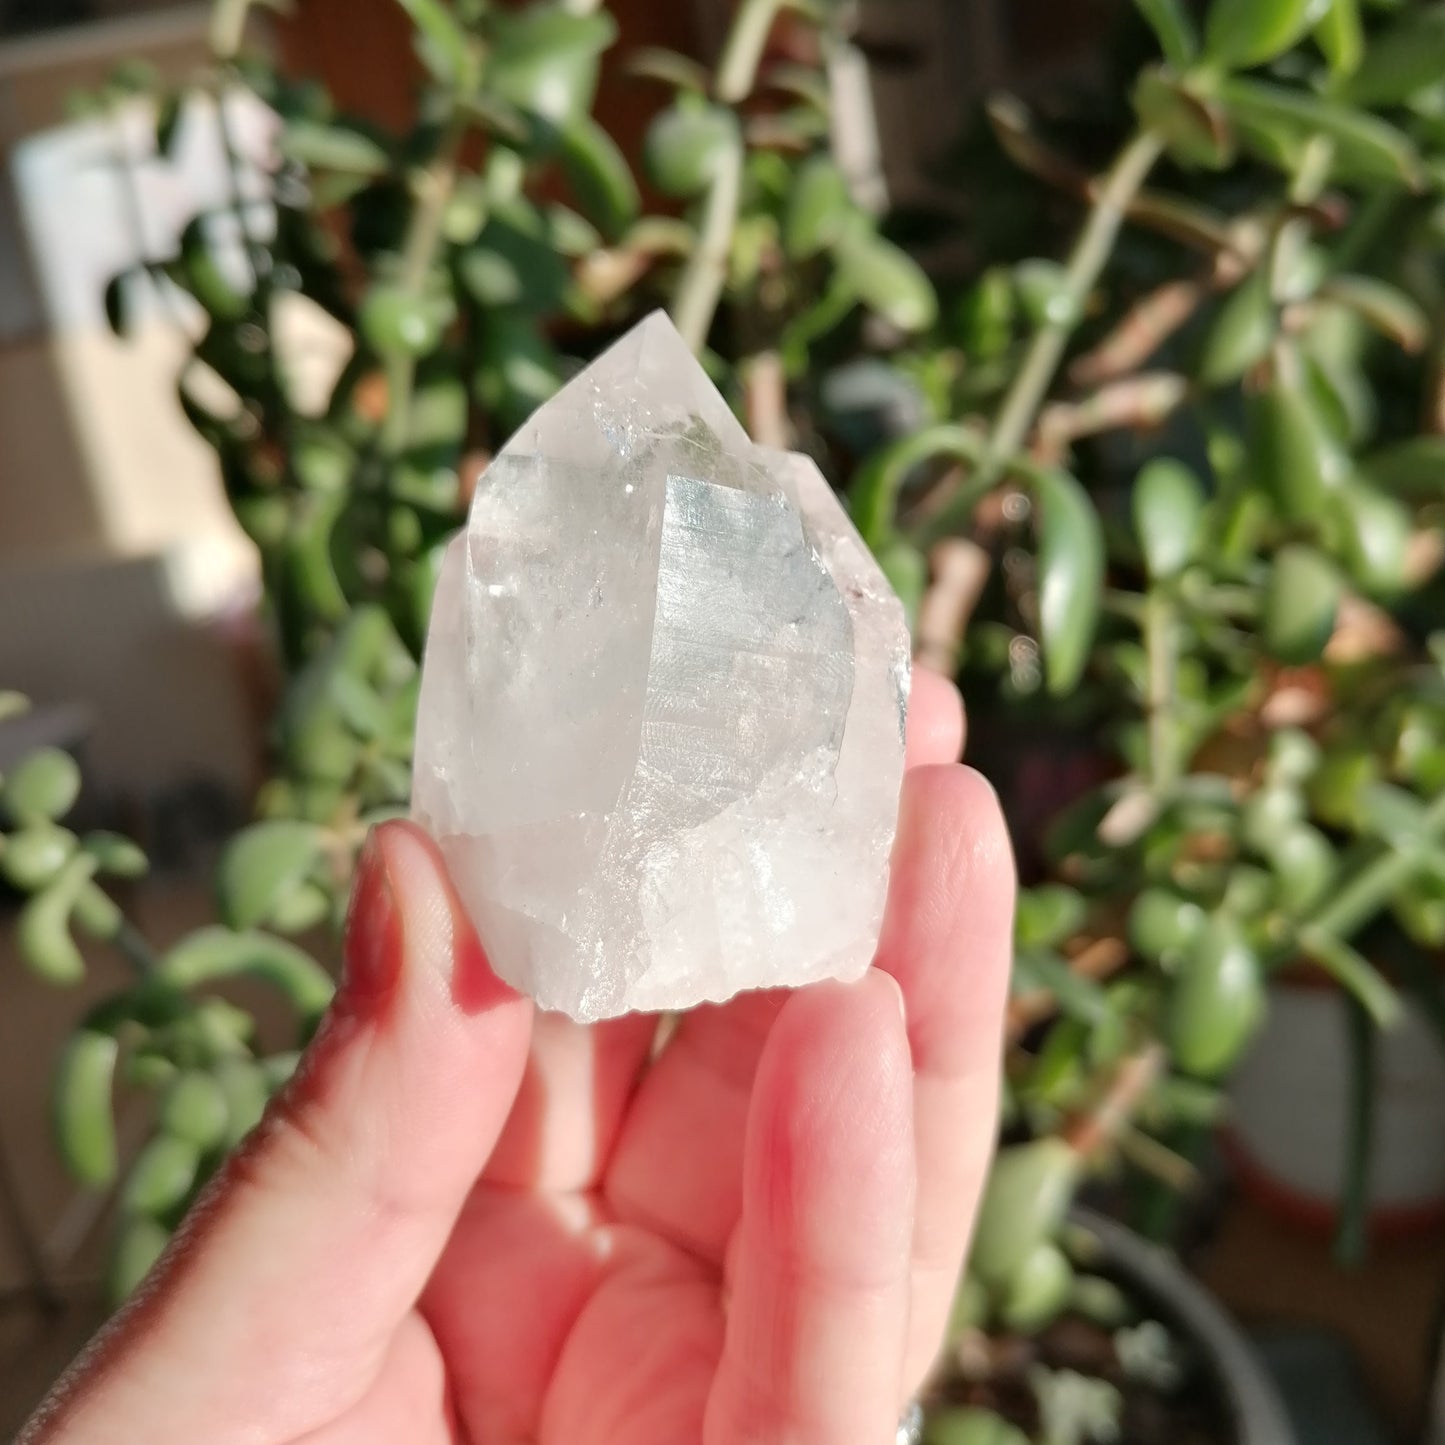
top-left (1340, 5), bottom-right (1445, 106)
top-left (158, 927), bottom-right (335, 1022)
top-left (1166, 918), bottom-right (1264, 1077)
top-left (1205, 0), bottom-right (1330, 70)
top-left (1014, 259), bottom-right (1078, 328)
top-left (458, 209), bottom-right (569, 309)
top-left (17, 855), bottom-right (97, 985)
top-left (1016, 884), bottom-right (1088, 950)
top-left (1034, 468), bottom-right (1105, 696)
top-left (474, 311), bottom-right (562, 430)
top-left (1320, 275), bottom-right (1428, 353)
top-left (159, 1071), bottom-right (231, 1150)
top-left (969, 1139), bottom-right (1079, 1289)
top-left (281, 119), bottom-right (390, 175)
top-left (625, 46), bottom-right (708, 91)
top-left (155, 91), bottom-right (184, 156)
top-left (73, 880), bottom-right (122, 940)
top-left (955, 267), bottom-right (1016, 359)
top-left (0, 824), bottom-right (77, 891)
top-left (488, 5), bottom-right (615, 124)
top-left (53, 1030), bottom-right (119, 1187)
top-left (546, 202), bottom-right (602, 258)
top-left (643, 102), bottom-right (739, 198)
top-left (1361, 436), bottom-right (1445, 495)
top-left (1198, 269), bottom-right (1274, 385)
top-left (1014, 949), bottom-right (1110, 1025)
top-left (784, 155), bottom-right (853, 259)
top-left (177, 217), bottom-right (251, 323)
top-left (558, 113), bottom-right (639, 239)
top-left (108, 1215), bottom-right (169, 1306)
top-left (847, 424), bottom-right (982, 548)
top-left (394, 0), bottom-right (472, 87)
top-left (358, 285), bottom-right (447, 359)
top-left (122, 1134), bottom-right (201, 1218)
top-left (1264, 823), bottom-right (1338, 912)
top-left (1356, 781), bottom-right (1429, 849)
top-left (1134, 0), bottom-right (1198, 66)
top-left (1128, 887), bottom-right (1206, 966)
top-left (1332, 480), bottom-right (1410, 597)
top-left (217, 820), bottom-right (326, 932)
top-left (925, 1408), bottom-right (1031, 1445)
top-left (1248, 380), bottom-right (1344, 521)
top-left (999, 1241), bottom-right (1074, 1332)
top-left (0, 691), bottom-right (28, 722)
top-left (3, 746), bottom-right (81, 824)
top-left (1133, 459), bottom-right (1205, 579)
top-left (877, 538), bottom-right (926, 625)
top-left (103, 271), bottom-right (135, 339)
top-left (267, 879), bottom-right (332, 933)
top-left (81, 830), bottom-right (149, 878)
top-left (215, 1057), bottom-right (271, 1145)
top-left (1315, 0), bottom-right (1363, 76)
top-left (1219, 77), bottom-right (1422, 187)
top-left (834, 229), bottom-right (937, 332)
top-left (1264, 544), bottom-right (1340, 663)
top-left (1134, 68), bottom-right (1235, 170)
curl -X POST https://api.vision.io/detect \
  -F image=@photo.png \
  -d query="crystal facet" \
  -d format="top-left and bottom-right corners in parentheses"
top-left (412, 311), bottom-right (909, 1021)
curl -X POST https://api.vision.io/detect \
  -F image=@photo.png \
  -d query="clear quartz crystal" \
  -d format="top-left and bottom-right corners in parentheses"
top-left (412, 311), bottom-right (910, 1020)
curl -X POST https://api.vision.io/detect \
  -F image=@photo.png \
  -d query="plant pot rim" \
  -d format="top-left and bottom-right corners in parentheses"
top-left (1070, 1207), bottom-right (1296, 1445)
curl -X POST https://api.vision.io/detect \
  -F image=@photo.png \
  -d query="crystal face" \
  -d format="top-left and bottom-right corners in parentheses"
top-left (412, 311), bottom-right (910, 1020)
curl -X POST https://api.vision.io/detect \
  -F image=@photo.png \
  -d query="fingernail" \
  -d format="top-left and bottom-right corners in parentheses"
top-left (340, 827), bottom-right (403, 1014)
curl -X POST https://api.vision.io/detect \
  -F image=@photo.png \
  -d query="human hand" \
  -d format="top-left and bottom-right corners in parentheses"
top-left (21, 671), bottom-right (1014, 1445)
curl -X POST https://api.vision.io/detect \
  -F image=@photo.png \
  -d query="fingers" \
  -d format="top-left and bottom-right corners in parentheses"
top-left (906, 666), bottom-right (967, 768)
top-left (875, 765), bottom-right (1016, 1390)
top-left (704, 971), bottom-right (915, 1445)
top-left (483, 1010), bottom-right (657, 1190)
top-left (604, 989), bottom-right (787, 1260)
top-left (24, 822), bottom-right (532, 1445)
top-left (603, 669), bottom-right (963, 1256)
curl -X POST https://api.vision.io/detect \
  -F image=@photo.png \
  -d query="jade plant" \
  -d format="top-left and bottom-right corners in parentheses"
top-left (8, 0), bottom-right (1445, 1437)
top-left (4, 0), bottom-right (934, 1305)
top-left (860, 0), bottom-right (1445, 1433)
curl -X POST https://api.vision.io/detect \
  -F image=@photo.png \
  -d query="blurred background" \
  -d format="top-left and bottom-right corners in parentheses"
top-left (2, 1), bottom-right (1444, 1441)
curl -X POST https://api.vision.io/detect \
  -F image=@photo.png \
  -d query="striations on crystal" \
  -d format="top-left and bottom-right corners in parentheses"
top-left (412, 311), bottom-right (910, 1020)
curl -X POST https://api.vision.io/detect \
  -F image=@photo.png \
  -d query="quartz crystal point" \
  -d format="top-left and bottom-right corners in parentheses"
top-left (412, 311), bottom-right (910, 1021)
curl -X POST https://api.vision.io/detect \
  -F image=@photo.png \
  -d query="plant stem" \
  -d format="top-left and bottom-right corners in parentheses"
top-left (716, 0), bottom-right (783, 103)
top-left (672, 0), bottom-right (789, 351)
top-left (983, 130), bottom-right (1162, 475)
top-left (113, 919), bottom-right (160, 978)
top-left (1065, 1044), bottom-right (1166, 1159)
top-left (671, 139), bottom-right (743, 354)
top-left (382, 117), bottom-right (466, 456)
top-left (1144, 588), bottom-right (1178, 793)
top-left (1308, 790), bottom-right (1445, 944)
top-left (213, 77), bottom-right (270, 298)
top-left (1335, 993), bottom-right (1375, 1266)
top-left (930, 127), bottom-right (1164, 537)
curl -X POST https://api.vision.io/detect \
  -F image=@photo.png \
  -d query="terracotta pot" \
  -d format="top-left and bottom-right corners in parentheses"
top-left (1225, 980), bottom-right (1445, 1236)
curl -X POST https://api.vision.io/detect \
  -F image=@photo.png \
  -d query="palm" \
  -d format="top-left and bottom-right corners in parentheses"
top-left (354, 680), bottom-right (1011, 1445)
top-left (427, 997), bottom-right (803, 1444)
top-left (23, 676), bottom-right (1013, 1445)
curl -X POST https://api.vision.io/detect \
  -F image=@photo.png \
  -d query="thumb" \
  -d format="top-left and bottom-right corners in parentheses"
top-left (25, 821), bottom-right (532, 1445)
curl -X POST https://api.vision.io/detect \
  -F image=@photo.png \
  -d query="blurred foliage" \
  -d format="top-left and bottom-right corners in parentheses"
top-left (7, 0), bottom-right (1445, 1432)
top-left (3, 0), bottom-right (934, 1310)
